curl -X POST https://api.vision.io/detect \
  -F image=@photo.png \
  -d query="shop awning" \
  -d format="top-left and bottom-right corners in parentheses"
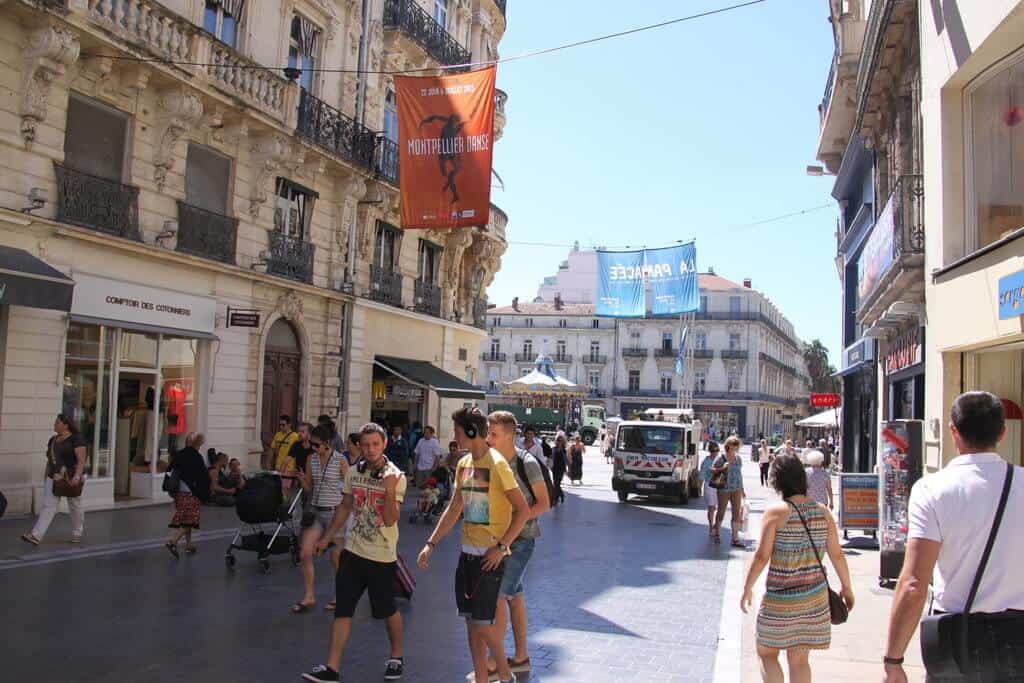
top-left (375, 355), bottom-right (485, 400)
top-left (0, 246), bottom-right (74, 312)
top-left (833, 361), bottom-right (872, 378)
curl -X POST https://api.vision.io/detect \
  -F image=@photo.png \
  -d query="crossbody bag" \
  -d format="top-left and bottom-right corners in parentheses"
top-left (920, 462), bottom-right (1024, 677)
top-left (790, 501), bottom-right (848, 625)
top-left (301, 452), bottom-right (335, 528)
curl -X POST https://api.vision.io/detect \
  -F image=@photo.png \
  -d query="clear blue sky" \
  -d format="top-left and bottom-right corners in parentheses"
top-left (487, 0), bottom-right (843, 366)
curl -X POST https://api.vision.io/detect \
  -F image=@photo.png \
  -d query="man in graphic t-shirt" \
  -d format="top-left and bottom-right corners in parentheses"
top-left (418, 407), bottom-right (530, 683)
top-left (302, 423), bottom-right (407, 683)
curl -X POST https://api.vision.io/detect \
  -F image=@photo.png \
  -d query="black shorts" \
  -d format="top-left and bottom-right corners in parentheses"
top-left (334, 550), bottom-right (398, 620)
top-left (455, 552), bottom-right (505, 625)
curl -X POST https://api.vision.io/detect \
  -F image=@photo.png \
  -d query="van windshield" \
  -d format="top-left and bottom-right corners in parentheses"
top-left (617, 426), bottom-right (683, 455)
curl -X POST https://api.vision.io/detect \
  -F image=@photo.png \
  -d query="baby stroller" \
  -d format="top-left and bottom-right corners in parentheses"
top-left (225, 472), bottom-right (302, 574)
top-left (409, 467), bottom-right (452, 524)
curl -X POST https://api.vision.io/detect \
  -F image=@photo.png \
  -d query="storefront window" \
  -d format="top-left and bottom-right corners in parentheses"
top-left (120, 331), bottom-right (158, 368)
top-left (159, 337), bottom-right (197, 458)
top-left (63, 324), bottom-right (114, 477)
top-left (969, 50), bottom-right (1024, 253)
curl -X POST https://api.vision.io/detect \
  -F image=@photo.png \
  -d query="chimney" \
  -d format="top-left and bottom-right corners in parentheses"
top-left (743, 278), bottom-right (752, 288)
top-left (554, 293), bottom-right (563, 311)
top-left (512, 296), bottom-right (519, 311)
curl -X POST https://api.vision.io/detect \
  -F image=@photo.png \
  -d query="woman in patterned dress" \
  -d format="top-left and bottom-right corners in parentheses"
top-left (740, 453), bottom-right (854, 682)
top-left (165, 433), bottom-right (212, 558)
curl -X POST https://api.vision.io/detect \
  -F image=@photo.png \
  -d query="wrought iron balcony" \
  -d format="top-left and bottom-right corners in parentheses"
top-left (582, 354), bottom-right (608, 365)
top-left (621, 347), bottom-right (648, 358)
top-left (819, 50), bottom-right (837, 124)
top-left (759, 352), bottom-right (797, 377)
top-left (587, 389), bottom-right (606, 398)
top-left (297, 89), bottom-right (377, 173)
top-left (654, 347), bottom-right (677, 358)
top-left (175, 201), bottom-right (238, 264)
top-left (693, 349), bottom-right (715, 359)
top-left (53, 162), bottom-right (139, 240)
top-left (551, 353), bottom-right (573, 364)
top-left (369, 264), bottom-right (403, 307)
top-left (413, 278), bottom-right (441, 317)
top-left (721, 349), bottom-right (749, 360)
top-left (514, 352), bottom-right (535, 362)
top-left (481, 352), bottom-right (507, 362)
top-left (375, 137), bottom-right (399, 185)
top-left (266, 230), bottom-right (314, 284)
top-left (383, 0), bottom-right (471, 67)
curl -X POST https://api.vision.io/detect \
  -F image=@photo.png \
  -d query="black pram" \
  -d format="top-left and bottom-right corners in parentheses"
top-left (225, 472), bottom-right (302, 574)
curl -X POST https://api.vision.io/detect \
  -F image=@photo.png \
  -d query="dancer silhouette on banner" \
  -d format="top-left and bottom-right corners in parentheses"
top-left (418, 96), bottom-right (486, 206)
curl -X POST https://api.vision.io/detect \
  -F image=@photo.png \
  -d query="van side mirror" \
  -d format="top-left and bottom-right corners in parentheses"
top-left (687, 443), bottom-right (696, 456)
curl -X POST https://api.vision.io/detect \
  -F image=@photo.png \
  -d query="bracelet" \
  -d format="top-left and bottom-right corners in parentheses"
top-left (883, 656), bottom-right (904, 666)
top-left (425, 540), bottom-right (436, 548)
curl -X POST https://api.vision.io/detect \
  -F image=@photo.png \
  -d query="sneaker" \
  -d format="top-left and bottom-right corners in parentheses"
top-left (301, 664), bottom-right (339, 682)
top-left (384, 657), bottom-right (403, 680)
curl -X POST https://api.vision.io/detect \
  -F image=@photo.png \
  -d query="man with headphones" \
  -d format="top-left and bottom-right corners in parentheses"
top-left (418, 406), bottom-right (530, 683)
top-left (303, 423), bottom-right (407, 683)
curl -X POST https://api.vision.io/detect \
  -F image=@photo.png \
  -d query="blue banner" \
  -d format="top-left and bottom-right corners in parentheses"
top-left (998, 269), bottom-right (1024, 320)
top-left (648, 242), bottom-right (700, 316)
top-left (596, 250), bottom-right (645, 317)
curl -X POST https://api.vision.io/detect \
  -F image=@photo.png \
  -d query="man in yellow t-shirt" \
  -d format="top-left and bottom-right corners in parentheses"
top-left (418, 407), bottom-right (529, 683)
top-left (268, 414), bottom-right (300, 472)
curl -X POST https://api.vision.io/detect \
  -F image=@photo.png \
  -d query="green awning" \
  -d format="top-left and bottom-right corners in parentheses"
top-left (375, 355), bottom-right (485, 401)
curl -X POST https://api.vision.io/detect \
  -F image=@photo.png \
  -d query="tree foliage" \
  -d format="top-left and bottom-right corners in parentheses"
top-left (803, 339), bottom-right (839, 394)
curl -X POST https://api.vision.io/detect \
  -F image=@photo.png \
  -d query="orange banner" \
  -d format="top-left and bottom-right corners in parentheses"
top-left (396, 67), bottom-right (496, 229)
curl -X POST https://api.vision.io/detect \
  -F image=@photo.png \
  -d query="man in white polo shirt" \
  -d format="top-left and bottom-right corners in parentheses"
top-left (412, 425), bottom-right (443, 489)
top-left (884, 391), bottom-right (1024, 682)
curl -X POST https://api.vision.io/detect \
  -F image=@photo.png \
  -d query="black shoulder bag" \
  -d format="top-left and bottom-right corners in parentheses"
top-left (921, 462), bottom-right (1024, 678)
top-left (790, 501), bottom-right (849, 625)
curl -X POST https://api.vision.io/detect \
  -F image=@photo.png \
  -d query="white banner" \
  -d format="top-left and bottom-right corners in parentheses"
top-left (71, 273), bottom-right (216, 335)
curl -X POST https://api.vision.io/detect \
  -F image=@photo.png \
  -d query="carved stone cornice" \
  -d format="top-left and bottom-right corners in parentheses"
top-left (278, 290), bottom-right (304, 323)
top-left (153, 87), bottom-right (203, 191)
top-left (21, 25), bottom-right (80, 149)
top-left (249, 133), bottom-right (292, 218)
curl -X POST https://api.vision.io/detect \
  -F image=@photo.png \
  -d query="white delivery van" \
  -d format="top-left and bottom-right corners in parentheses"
top-left (611, 413), bottom-right (701, 505)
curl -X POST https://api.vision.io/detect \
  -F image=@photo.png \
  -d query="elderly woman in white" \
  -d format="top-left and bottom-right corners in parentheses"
top-left (803, 449), bottom-right (833, 509)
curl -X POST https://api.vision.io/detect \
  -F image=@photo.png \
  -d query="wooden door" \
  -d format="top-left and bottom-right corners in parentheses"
top-left (262, 351), bottom-right (301, 444)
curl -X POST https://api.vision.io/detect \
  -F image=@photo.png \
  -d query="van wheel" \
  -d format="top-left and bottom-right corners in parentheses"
top-left (582, 431), bottom-right (596, 446)
top-left (617, 491), bottom-right (629, 503)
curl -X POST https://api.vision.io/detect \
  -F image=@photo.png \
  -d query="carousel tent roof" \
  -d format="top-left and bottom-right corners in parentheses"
top-left (795, 408), bottom-right (841, 428)
top-left (503, 354), bottom-right (584, 395)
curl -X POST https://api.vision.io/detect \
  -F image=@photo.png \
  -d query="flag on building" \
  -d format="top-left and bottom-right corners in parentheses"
top-left (675, 327), bottom-right (689, 376)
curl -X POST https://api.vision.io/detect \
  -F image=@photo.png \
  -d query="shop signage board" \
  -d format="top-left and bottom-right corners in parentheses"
top-left (810, 393), bottom-right (841, 408)
top-left (389, 384), bottom-right (424, 402)
top-left (885, 326), bottom-right (923, 375)
top-left (70, 273), bottom-right (216, 335)
top-left (843, 337), bottom-right (875, 369)
top-left (227, 308), bottom-right (261, 328)
top-left (998, 269), bottom-right (1024, 319)
top-left (838, 473), bottom-right (879, 532)
top-left (857, 192), bottom-right (896, 302)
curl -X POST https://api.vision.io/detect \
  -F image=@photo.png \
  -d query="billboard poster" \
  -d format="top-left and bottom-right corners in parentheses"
top-left (647, 242), bottom-right (700, 316)
top-left (857, 192), bottom-right (895, 302)
top-left (596, 250), bottom-right (645, 317)
top-left (395, 66), bottom-right (496, 229)
top-left (838, 473), bottom-right (879, 531)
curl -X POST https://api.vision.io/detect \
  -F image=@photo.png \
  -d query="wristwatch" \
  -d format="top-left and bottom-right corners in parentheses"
top-left (496, 541), bottom-right (510, 556)
top-left (883, 656), bottom-right (904, 666)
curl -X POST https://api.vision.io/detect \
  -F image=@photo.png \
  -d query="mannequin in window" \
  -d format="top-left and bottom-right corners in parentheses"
top-left (131, 388), bottom-right (155, 466)
top-left (164, 381), bottom-right (186, 457)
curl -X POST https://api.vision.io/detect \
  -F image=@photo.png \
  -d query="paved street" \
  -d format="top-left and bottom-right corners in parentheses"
top-left (0, 447), bottom-right (744, 682)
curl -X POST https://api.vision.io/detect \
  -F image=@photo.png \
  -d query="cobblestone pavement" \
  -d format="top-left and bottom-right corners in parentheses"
top-left (0, 447), bottom-right (741, 682)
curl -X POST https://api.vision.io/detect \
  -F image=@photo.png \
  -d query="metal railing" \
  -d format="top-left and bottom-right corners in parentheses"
top-left (54, 163), bottom-right (139, 240)
top-left (693, 349), bottom-right (714, 359)
top-left (621, 347), bottom-right (648, 358)
top-left (413, 278), bottom-right (441, 317)
top-left (892, 173), bottom-right (925, 257)
top-left (759, 352), bottom-right (797, 377)
top-left (582, 354), bottom-right (608, 364)
top-left (693, 310), bottom-right (801, 351)
top-left (175, 201), bottom-right (238, 264)
top-left (369, 264), bottom-right (403, 307)
top-left (375, 137), bottom-right (399, 185)
top-left (383, 0), bottom-right (471, 67)
top-left (721, 349), bottom-right (749, 360)
top-left (819, 50), bottom-right (837, 123)
top-left (514, 352), bottom-right (535, 362)
top-left (654, 347), bottom-right (676, 358)
top-left (551, 353), bottom-right (573, 364)
top-left (267, 230), bottom-right (315, 284)
top-left (297, 88), bottom-right (377, 173)
top-left (480, 352), bottom-right (507, 362)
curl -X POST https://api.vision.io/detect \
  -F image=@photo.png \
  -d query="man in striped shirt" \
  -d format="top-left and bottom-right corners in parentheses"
top-left (291, 425), bottom-right (348, 614)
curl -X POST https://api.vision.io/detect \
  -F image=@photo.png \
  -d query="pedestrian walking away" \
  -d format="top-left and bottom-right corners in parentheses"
top-left (292, 426), bottom-right (348, 615)
top-left (164, 433), bottom-right (212, 558)
top-left (22, 414), bottom-right (87, 546)
top-left (804, 450), bottom-right (833, 509)
top-left (568, 436), bottom-right (585, 485)
top-left (550, 435), bottom-right (568, 504)
top-left (301, 423), bottom-right (407, 682)
top-left (485, 410), bottom-right (551, 678)
top-left (418, 407), bottom-right (530, 683)
top-left (699, 442), bottom-right (721, 536)
top-left (758, 438), bottom-right (772, 487)
top-left (884, 392), bottom-right (1024, 682)
top-left (741, 452), bottom-right (854, 683)
top-left (711, 436), bottom-right (746, 546)
top-left (412, 426), bottom-right (443, 489)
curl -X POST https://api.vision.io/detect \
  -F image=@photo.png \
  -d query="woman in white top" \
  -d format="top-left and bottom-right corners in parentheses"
top-left (804, 449), bottom-right (833, 509)
top-left (758, 439), bottom-right (772, 487)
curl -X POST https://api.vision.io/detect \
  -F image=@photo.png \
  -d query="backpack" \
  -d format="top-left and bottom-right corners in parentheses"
top-left (515, 451), bottom-right (558, 509)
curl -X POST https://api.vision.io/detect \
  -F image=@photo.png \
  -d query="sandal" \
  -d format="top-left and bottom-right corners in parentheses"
top-left (731, 540), bottom-right (745, 548)
top-left (323, 600), bottom-right (336, 612)
top-left (184, 545), bottom-right (197, 555)
top-left (291, 601), bottom-right (315, 614)
top-left (165, 541), bottom-right (179, 559)
top-left (20, 533), bottom-right (40, 546)
top-left (70, 535), bottom-right (82, 544)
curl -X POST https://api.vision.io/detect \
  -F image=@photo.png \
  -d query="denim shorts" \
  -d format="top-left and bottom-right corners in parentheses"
top-left (499, 537), bottom-right (536, 598)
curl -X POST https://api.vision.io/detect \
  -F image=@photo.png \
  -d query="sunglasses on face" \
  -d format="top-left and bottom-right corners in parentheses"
top-left (311, 441), bottom-right (325, 449)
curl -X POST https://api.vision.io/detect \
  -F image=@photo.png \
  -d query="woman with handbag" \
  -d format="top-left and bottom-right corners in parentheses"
top-left (740, 453), bottom-right (855, 683)
top-left (164, 433), bottom-right (211, 558)
top-left (712, 436), bottom-right (747, 547)
top-left (21, 414), bottom-right (87, 545)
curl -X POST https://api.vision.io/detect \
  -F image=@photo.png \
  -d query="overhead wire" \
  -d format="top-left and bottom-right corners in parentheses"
top-left (78, 0), bottom-right (769, 75)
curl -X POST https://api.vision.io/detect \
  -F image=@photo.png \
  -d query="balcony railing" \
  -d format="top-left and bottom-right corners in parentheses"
top-left (383, 0), bottom-right (471, 67)
top-left (721, 349), bottom-right (749, 360)
top-left (87, 0), bottom-right (194, 62)
top-left (369, 264), bottom-right (403, 307)
top-left (551, 353), bottom-right (573, 364)
top-left (297, 88), bottom-right (377, 173)
top-left (693, 311), bottom-right (801, 352)
top-left (654, 347), bottom-right (676, 358)
top-left (856, 173), bottom-right (924, 312)
top-left (891, 174), bottom-right (925, 257)
top-left (266, 230), bottom-right (314, 284)
top-left (175, 201), bottom-right (238, 264)
top-left (819, 50), bottom-right (837, 123)
top-left (759, 352), bottom-right (797, 377)
top-left (693, 349), bottom-right (714, 359)
top-left (481, 352), bottom-right (507, 362)
top-left (54, 163), bottom-right (139, 240)
top-left (206, 41), bottom-right (290, 122)
top-left (514, 352), bottom-right (535, 362)
top-left (582, 354), bottom-right (608, 365)
top-left (622, 347), bottom-right (648, 358)
top-left (376, 137), bottom-right (399, 185)
top-left (413, 278), bottom-right (441, 317)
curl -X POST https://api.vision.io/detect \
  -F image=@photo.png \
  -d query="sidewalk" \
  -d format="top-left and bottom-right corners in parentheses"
top-left (734, 467), bottom-right (925, 682)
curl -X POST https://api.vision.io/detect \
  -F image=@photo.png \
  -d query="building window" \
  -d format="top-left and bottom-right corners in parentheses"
top-left (967, 50), bottom-right (1024, 255)
top-left (288, 15), bottom-right (319, 93)
top-left (694, 370), bottom-right (706, 394)
top-left (590, 340), bottom-right (600, 358)
top-left (521, 368), bottom-right (530, 377)
top-left (727, 367), bottom-right (741, 392)
top-left (729, 333), bottom-right (741, 351)
top-left (591, 319), bottom-right (599, 329)
top-left (274, 178), bottom-right (315, 239)
top-left (64, 93), bottom-right (129, 182)
top-left (489, 380), bottom-right (497, 391)
top-left (490, 338), bottom-right (500, 355)
top-left (185, 143), bottom-right (231, 214)
top-left (526, 318), bottom-right (534, 328)
top-left (458, 348), bottom-right (467, 361)
top-left (383, 89), bottom-right (398, 143)
top-left (660, 374), bottom-right (673, 394)
top-left (558, 319), bottom-right (567, 328)
top-left (588, 370), bottom-right (600, 387)
top-left (662, 332), bottom-right (673, 351)
top-left (729, 296), bottom-right (741, 314)
top-left (628, 369), bottom-right (640, 392)
top-left (433, 0), bottom-right (447, 27)
top-left (417, 239), bottom-right (441, 285)
top-left (203, 0), bottom-right (241, 47)
top-left (695, 332), bottom-right (707, 350)
top-left (556, 340), bottom-right (566, 357)
top-left (700, 296), bottom-right (708, 313)
top-left (630, 330), bottom-right (641, 346)
top-left (493, 317), bottom-right (501, 327)
top-left (523, 340), bottom-right (533, 357)
top-left (374, 221), bottom-right (401, 270)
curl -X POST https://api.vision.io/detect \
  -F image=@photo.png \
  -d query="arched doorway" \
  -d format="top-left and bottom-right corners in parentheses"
top-left (262, 319), bottom-right (302, 443)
